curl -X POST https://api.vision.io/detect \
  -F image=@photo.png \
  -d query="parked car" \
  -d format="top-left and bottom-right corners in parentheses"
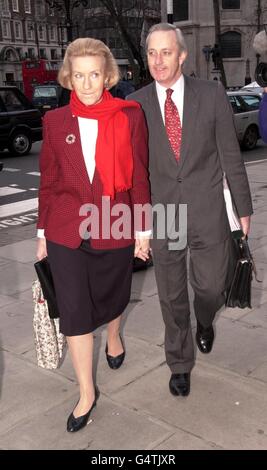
top-left (241, 81), bottom-right (264, 96)
top-left (32, 84), bottom-right (63, 115)
top-left (0, 86), bottom-right (42, 156)
top-left (227, 90), bottom-right (262, 150)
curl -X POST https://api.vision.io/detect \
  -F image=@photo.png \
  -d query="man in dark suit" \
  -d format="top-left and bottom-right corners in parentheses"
top-left (129, 23), bottom-right (253, 397)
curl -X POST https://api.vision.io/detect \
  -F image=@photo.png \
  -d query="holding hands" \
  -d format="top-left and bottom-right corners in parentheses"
top-left (134, 237), bottom-right (151, 261)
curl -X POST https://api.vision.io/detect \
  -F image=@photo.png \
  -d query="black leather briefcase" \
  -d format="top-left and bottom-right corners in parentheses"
top-left (226, 238), bottom-right (253, 309)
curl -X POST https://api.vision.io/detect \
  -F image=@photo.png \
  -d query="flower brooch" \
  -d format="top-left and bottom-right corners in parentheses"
top-left (66, 134), bottom-right (76, 144)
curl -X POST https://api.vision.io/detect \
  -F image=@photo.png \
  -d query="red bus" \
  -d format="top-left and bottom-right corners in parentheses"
top-left (22, 59), bottom-right (62, 100)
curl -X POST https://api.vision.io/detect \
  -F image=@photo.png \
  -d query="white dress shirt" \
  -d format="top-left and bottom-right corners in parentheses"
top-left (37, 117), bottom-right (150, 239)
top-left (155, 74), bottom-right (185, 126)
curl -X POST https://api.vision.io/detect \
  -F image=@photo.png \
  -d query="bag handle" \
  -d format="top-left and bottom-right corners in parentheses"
top-left (239, 238), bottom-right (261, 283)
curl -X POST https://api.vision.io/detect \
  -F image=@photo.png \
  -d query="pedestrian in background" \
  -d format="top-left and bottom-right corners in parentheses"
top-left (36, 38), bottom-right (151, 433)
top-left (259, 87), bottom-right (267, 143)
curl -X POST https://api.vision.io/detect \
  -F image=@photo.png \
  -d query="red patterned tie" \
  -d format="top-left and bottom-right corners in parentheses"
top-left (164, 88), bottom-right (182, 161)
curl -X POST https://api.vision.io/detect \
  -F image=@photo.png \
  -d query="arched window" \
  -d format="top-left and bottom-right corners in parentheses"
top-left (221, 31), bottom-right (241, 58)
top-left (173, 0), bottom-right (189, 22)
top-left (222, 0), bottom-right (240, 9)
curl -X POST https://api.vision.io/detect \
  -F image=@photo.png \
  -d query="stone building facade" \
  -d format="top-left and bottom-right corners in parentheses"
top-left (0, 0), bottom-right (67, 89)
top-left (161, 0), bottom-right (267, 87)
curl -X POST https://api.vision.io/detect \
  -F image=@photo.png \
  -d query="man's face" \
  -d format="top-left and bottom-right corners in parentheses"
top-left (147, 30), bottom-right (187, 88)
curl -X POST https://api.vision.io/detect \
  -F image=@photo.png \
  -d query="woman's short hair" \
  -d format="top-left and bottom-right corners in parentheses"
top-left (58, 38), bottom-right (120, 90)
top-left (146, 23), bottom-right (188, 55)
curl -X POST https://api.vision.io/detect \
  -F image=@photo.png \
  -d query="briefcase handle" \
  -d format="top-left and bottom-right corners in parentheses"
top-left (238, 237), bottom-right (261, 283)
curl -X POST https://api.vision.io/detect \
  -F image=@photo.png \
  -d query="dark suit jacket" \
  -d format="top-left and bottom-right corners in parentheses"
top-left (37, 104), bottom-right (151, 249)
top-left (129, 76), bottom-right (253, 250)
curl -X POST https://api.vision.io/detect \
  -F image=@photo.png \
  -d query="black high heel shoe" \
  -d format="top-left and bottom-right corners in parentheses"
top-left (105, 334), bottom-right (125, 370)
top-left (67, 387), bottom-right (100, 433)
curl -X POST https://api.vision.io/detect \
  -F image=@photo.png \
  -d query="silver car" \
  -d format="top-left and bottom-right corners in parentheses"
top-left (227, 90), bottom-right (262, 150)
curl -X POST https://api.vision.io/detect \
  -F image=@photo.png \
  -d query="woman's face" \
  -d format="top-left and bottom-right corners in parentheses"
top-left (70, 55), bottom-right (107, 105)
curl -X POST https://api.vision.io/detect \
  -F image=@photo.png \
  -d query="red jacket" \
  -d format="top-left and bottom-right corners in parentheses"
top-left (37, 104), bottom-right (151, 249)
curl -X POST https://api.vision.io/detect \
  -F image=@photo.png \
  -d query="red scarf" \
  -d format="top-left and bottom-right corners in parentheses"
top-left (70, 89), bottom-right (140, 199)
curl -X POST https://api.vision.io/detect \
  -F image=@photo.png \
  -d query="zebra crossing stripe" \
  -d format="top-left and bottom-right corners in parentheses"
top-left (0, 198), bottom-right (38, 218)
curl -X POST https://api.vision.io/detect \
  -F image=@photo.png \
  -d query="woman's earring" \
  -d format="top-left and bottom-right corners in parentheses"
top-left (105, 80), bottom-right (109, 88)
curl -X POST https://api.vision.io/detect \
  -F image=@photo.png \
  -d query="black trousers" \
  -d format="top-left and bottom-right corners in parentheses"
top-left (47, 240), bottom-right (134, 336)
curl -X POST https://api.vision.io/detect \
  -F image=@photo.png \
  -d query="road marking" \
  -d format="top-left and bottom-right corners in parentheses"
top-left (2, 168), bottom-right (20, 172)
top-left (27, 171), bottom-right (40, 176)
top-left (9, 184), bottom-right (19, 187)
top-left (0, 211), bottom-right (38, 229)
top-left (0, 198), bottom-right (38, 218)
top-left (0, 186), bottom-right (26, 196)
top-left (28, 188), bottom-right (38, 191)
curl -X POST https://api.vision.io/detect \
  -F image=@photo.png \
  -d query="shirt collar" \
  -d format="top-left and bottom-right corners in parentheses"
top-left (155, 74), bottom-right (185, 99)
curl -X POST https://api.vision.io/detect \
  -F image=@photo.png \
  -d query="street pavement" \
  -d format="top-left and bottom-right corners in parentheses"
top-left (0, 160), bottom-right (267, 451)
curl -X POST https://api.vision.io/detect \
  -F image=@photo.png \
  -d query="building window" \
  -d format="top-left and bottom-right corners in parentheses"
top-left (28, 48), bottom-right (35, 58)
top-left (40, 48), bottom-right (47, 59)
top-left (50, 25), bottom-right (56, 41)
top-left (173, 0), bottom-right (189, 22)
top-left (2, 19), bottom-right (11, 38)
top-left (12, 0), bottom-right (19, 12)
top-left (0, 0), bottom-right (10, 15)
top-left (36, 0), bottom-right (45, 17)
top-left (24, 0), bottom-right (31, 13)
top-left (48, 6), bottom-right (54, 16)
top-left (14, 21), bottom-right (22, 39)
top-left (27, 22), bottom-right (34, 40)
top-left (38, 25), bottom-right (46, 41)
top-left (221, 31), bottom-right (241, 58)
top-left (51, 49), bottom-right (58, 59)
top-left (222, 0), bottom-right (240, 9)
top-left (16, 47), bottom-right (23, 59)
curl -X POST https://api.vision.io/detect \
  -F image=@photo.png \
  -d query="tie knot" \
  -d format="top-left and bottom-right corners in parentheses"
top-left (166, 88), bottom-right (174, 99)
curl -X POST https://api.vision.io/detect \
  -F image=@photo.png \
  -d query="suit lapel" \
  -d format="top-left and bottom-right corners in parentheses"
top-left (178, 75), bottom-right (200, 174)
top-left (61, 107), bottom-right (92, 193)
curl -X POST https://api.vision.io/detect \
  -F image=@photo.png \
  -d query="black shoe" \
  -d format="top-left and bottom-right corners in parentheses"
top-left (67, 387), bottom-right (100, 433)
top-left (105, 334), bottom-right (125, 370)
top-left (196, 322), bottom-right (214, 354)
top-left (169, 373), bottom-right (190, 397)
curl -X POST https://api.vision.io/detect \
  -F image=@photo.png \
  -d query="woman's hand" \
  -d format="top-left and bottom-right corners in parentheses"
top-left (37, 238), bottom-right (47, 260)
top-left (134, 237), bottom-right (151, 261)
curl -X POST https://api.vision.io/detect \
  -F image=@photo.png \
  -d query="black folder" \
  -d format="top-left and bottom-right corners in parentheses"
top-left (34, 257), bottom-right (60, 319)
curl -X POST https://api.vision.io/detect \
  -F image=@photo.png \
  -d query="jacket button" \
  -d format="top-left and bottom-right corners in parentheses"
top-left (177, 178), bottom-right (182, 182)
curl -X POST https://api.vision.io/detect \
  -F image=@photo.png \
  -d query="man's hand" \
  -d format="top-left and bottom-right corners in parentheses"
top-left (37, 238), bottom-right (47, 260)
top-left (240, 216), bottom-right (251, 237)
top-left (134, 238), bottom-right (151, 261)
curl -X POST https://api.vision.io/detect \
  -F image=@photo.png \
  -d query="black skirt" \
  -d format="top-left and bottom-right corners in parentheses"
top-left (46, 240), bottom-right (134, 336)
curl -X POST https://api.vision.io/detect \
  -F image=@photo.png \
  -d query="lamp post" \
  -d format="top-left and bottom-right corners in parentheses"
top-left (29, 23), bottom-right (41, 59)
top-left (167, 0), bottom-right (173, 24)
top-left (45, 0), bottom-right (88, 44)
top-left (202, 45), bottom-right (213, 80)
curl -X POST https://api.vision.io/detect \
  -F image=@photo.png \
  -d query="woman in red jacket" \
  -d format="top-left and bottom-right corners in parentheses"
top-left (36, 38), bottom-right (151, 433)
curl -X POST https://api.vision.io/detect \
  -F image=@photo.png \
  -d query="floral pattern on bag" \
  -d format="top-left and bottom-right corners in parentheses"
top-left (32, 280), bottom-right (66, 369)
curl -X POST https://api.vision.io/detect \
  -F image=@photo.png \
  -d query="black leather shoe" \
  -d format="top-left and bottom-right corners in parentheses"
top-left (105, 334), bottom-right (125, 370)
top-left (169, 373), bottom-right (190, 397)
top-left (67, 387), bottom-right (100, 433)
top-left (196, 322), bottom-right (214, 354)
